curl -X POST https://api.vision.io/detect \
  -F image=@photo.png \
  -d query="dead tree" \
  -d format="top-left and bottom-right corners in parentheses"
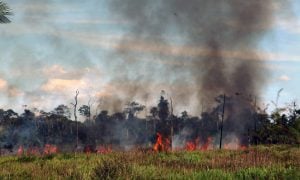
top-left (87, 96), bottom-right (95, 122)
top-left (170, 97), bottom-right (174, 150)
top-left (71, 90), bottom-right (79, 148)
top-left (219, 94), bottom-right (226, 149)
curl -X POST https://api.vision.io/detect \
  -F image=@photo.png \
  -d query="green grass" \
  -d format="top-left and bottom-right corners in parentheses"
top-left (0, 145), bottom-right (299, 179)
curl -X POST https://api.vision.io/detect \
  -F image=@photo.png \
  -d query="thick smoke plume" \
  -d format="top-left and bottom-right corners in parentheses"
top-left (108, 0), bottom-right (277, 107)
top-left (107, 0), bottom-right (284, 142)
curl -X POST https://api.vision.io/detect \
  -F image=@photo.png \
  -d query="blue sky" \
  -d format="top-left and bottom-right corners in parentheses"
top-left (0, 0), bottom-right (299, 115)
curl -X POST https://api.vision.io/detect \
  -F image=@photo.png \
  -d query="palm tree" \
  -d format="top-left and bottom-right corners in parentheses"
top-left (0, 1), bottom-right (11, 23)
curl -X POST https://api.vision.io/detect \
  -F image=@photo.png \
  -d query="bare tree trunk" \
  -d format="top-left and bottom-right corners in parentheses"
top-left (71, 90), bottom-right (79, 148)
top-left (170, 97), bottom-right (174, 151)
top-left (219, 94), bottom-right (226, 149)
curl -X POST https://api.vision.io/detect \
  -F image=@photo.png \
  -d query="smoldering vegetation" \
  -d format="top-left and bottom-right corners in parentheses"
top-left (0, 94), bottom-right (299, 153)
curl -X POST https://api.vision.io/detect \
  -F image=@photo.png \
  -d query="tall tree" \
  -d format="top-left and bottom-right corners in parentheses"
top-left (158, 96), bottom-right (169, 122)
top-left (0, 1), bottom-right (11, 23)
top-left (71, 90), bottom-right (79, 148)
top-left (79, 105), bottom-right (91, 121)
top-left (125, 101), bottom-right (145, 119)
top-left (53, 104), bottom-right (71, 118)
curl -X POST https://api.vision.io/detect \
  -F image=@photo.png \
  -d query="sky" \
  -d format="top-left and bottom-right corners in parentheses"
top-left (0, 0), bottom-right (299, 116)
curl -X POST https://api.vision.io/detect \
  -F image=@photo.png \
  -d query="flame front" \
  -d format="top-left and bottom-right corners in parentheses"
top-left (200, 137), bottom-right (213, 151)
top-left (43, 144), bottom-right (58, 155)
top-left (17, 146), bottom-right (24, 156)
top-left (153, 133), bottom-right (171, 152)
top-left (184, 137), bottom-right (213, 151)
top-left (185, 138), bottom-right (199, 151)
top-left (96, 145), bottom-right (112, 154)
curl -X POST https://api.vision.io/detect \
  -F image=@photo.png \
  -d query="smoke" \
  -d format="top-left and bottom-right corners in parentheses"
top-left (105, 0), bottom-right (291, 142)
top-left (0, 1), bottom-right (292, 150)
top-left (108, 0), bottom-right (281, 108)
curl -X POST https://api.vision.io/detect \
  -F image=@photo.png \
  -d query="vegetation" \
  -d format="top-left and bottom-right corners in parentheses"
top-left (0, 94), bottom-right (299, 152)
top-left (0, 1), bottom-right (11, 23)
top-left (0, 145), bottom-right (299, 179)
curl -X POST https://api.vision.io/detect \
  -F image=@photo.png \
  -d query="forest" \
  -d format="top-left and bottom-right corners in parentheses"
top-left (0, 93), bottom-right (299, 154)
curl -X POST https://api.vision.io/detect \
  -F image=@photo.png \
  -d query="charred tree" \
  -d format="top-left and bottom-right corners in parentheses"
top-left (71, 90), bottom-right (79, 148)
top-left (219, 94), bottom-right (226, 149)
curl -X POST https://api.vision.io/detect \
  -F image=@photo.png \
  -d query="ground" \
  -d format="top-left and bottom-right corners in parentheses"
top-left (0, 145), bottom-right (299, 179)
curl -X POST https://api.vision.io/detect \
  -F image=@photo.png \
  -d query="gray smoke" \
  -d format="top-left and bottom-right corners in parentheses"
top-left (107, 0), bottom-right (283, 111)
top-left (106, 0), bottom-right (289, 142)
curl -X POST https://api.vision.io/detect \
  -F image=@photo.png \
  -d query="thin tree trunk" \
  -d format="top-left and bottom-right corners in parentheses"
top-left (71, 90), bottom-right (79, 148)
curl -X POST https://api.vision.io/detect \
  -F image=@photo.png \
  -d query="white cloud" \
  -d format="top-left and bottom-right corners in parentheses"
top-left (275, 15), bottom-right (300, 34)
top-left (41, 78), bottom-right (87, 92)
top-left (43, 65), bottom-right (67, 76)
top-left (39, 65), bottom-right (107, 100)
top-left (278, 75), bottom-right (291, 81)
top-left (42, 65), bottom-right (87, 80)
top-left (0, 78), bottom-right (8, 90)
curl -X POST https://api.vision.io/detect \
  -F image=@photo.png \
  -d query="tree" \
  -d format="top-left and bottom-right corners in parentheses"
top-left (21, 109), bottom-right (35, 120)
top-left (181, 111), bottom-right (189, 121)
top-left (53, 104), bottom-right (71, 118)
top-left (95, 110), bottom-right (109, 124)
top-left (158, 96), bottom-right (169, 121)
top-left (125, 101), bottom-right (145, 119)
top-left (79, 105), bottom-right (91, 120)
top-left (0, 1), bottom-right (11, 23)
top-left (71, 90), bottom-right (79, 148)
top-left (150, 106), bottom-right (159, 132)
top-left (0, 109), bottom-right (18, 121)
top-left (150, 107), bottom-right (158, 119)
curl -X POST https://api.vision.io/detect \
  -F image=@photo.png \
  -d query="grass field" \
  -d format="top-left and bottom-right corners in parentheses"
top-left (0, 145), bottom-right (299, 179)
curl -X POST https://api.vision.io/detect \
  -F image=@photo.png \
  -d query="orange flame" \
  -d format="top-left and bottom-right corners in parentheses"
top-left (96, 145), bottom-right (112, 154)
top-left (153, 133), bottom-right (171, 152)
top-left (200, 137), bottom-right (213, 151)
top-left (239, 145), bottom-right (247, 150)
top-left (185, 138), bottom-right (199, 151)
top-left (43, 144), bottom-right (58, 155)
top-left (17, 146), bottom-right (24, 156)
top-left (27, 147), bottom-right (40, 156)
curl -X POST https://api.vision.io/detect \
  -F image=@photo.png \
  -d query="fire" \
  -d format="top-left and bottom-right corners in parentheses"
top-left (84, 145), bottom-right (93, 154)
top-left (200, 137), bottom-right (213, 151)
top-left (43, 144), bottom-right (58, 155)
top-left (239, 145), bottom-right (247, 150)
top-left (185, 142), bottom-right (196, 151)
top-left (185, 138), bottom-right (199, 151)
top-left (224, 144), bottom-right (230, 150)
top-left (17, 146), bottom-right (24, 156)
top-left (27, 147), bottom-right (40, 156)
top-left (184, 137), bottom-right (213, 151)
top-left (153, 133), bottom-right (171, 152)
top-left (96, 145), bottom-right (112, 154)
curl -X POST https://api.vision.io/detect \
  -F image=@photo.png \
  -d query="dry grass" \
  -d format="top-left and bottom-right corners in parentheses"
top-left (0, 145), bottom-right (299, 179)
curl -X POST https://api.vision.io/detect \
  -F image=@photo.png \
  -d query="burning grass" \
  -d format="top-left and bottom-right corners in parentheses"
top-left (0, 145), bottom-right (299, 179)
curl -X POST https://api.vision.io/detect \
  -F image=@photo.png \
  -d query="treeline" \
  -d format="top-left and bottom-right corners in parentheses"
top-left (0, 95), bottom-right (299, 151)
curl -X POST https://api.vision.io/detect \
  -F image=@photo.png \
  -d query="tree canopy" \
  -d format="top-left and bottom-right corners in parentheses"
top-left (0, 1), bottom-right (11, 23)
